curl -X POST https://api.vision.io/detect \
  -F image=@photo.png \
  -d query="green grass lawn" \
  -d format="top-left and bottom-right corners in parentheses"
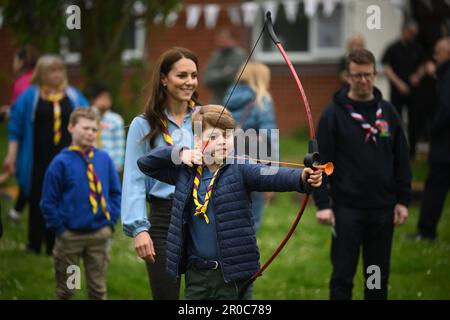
top-left (0, 128), bottom-right (449, 299)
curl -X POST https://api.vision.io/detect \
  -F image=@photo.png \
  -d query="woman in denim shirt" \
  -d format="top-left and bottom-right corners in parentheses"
top-left (121, 47), bottom-right (200, 300)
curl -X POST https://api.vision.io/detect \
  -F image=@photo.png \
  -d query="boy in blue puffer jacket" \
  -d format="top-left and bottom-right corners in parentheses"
top-left (41, 108), bottom-right (121, 299)
top-left (137, 104), bottom-right (322, 300)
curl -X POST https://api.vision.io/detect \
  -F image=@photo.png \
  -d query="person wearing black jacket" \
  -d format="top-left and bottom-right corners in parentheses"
top-left (313, 49), bottom-right (412, 300)
top-left (415, 37), bottom-right (450, 241)
top-left (382, 21), bottom-right (425, 157)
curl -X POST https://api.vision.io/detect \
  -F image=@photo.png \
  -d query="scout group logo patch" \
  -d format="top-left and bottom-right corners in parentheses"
top-left (376, 120), bottom-right (390, 137)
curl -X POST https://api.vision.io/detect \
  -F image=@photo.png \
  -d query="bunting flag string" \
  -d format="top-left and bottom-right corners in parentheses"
top-left (149, 0), bottom-right (409, 30)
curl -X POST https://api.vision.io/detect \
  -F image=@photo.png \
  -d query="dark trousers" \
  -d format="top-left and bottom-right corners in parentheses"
top-left (330, 206), bottom-right (394, 300)
top-left (28, 194), bottom-right (55, 255)
top-left (14, 189), bottom-right (28, 212)
top-left (145, 197), bottom-right (180, 300)
top-left (184, 266), bottom-right (252, 300)
top-left (29, 160), bottom-right (55, 255)
top-left (414, 76), bottom-right (437, 144)
top-left (391, 91), bottom-right (418, 157)
top-left (418, 163), bottom-right (450, 239)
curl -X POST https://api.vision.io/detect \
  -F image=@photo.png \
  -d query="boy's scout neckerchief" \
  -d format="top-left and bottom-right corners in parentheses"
top-left (192, 165), bottom-right (221, 224)
top-left (68, 144), bottom-right (111, 221)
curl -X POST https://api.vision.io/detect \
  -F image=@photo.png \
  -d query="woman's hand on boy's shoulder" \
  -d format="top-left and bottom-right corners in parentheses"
top-left (301, 168), bottom-right (322, 188)
top-left (180, 148), bottom-right (202, 167)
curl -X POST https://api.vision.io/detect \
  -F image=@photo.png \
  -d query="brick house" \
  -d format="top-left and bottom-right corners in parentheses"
top-left (1, 0), bottom-right (445, 135)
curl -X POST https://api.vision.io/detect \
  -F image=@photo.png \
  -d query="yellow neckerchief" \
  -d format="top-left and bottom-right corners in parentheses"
top-left (160, 100), bottom-right (196, 145)
top-left (192, 164), bottom-right (222, 224)
top-left (40, 85), bottom-right (66, 145)
top-left (68, 145), bottom-right (111, 221)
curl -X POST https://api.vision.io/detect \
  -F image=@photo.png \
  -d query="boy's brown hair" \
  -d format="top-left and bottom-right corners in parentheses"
top-left (346, 49), bottom-right (377, 72)
top-left (69, 108), bottom-right (100, 126)
top-left (192, 105), bottom-right (235, 132)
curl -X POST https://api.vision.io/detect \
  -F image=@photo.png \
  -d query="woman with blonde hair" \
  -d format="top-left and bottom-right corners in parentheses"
top-left (4, 54), bottom-right (88, 255)
top-left (224, 61), bottom-right (278, 231)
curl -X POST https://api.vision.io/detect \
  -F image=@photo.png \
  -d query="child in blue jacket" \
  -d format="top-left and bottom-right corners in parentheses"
top-left (137, 104), bottom-right (322, 300)
top-left (41, 108), bottom-right (121, 299)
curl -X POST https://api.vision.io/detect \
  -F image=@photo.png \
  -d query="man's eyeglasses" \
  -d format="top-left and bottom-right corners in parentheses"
top-left (348, 72), bottom-right (376, 80)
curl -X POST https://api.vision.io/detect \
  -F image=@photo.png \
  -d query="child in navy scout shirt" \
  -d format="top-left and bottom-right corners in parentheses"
top-left (137, 104), bottom-right (322, 299)
top-left (41, 108), bottom-right (121, 299)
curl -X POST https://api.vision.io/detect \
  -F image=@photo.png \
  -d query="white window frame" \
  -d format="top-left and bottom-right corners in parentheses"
top-left (0, 7), bottom-right (4, 29)
top-left (253, 2), bottom-right (347, 64)
top-left (121, 18), bottom-right (146, 62)
top-left (60, 18), bottom-right (146, 65)
top-left (59, 36), bottom-right (81, 65)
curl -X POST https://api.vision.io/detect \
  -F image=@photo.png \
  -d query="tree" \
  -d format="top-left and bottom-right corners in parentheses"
top-left (1, 0), bottom-right (180, 115)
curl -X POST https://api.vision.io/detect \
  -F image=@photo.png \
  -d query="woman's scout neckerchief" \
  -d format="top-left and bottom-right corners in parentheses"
top-left (40, 84), bottom-right (66, 146)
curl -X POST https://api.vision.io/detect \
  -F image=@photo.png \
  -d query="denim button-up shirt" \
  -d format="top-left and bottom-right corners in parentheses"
top-left (121, 109), bottom-right (195, 237)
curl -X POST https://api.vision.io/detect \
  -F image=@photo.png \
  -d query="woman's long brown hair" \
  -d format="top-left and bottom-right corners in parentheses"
top-left (143, 47), bottom-right (200, 147)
